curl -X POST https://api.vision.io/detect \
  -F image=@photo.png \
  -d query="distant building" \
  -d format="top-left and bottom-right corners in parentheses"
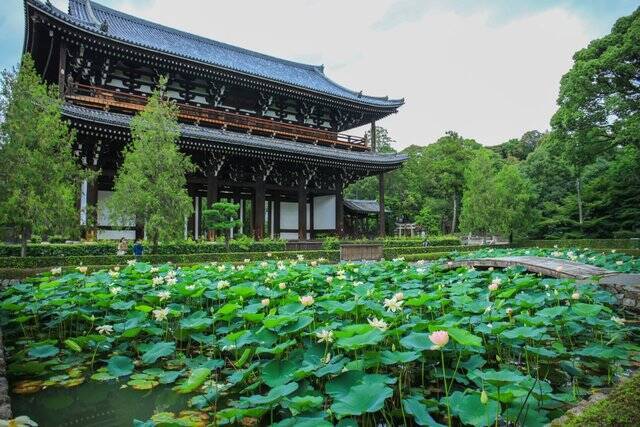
top-left (23, 0), bottom-right (406, 239)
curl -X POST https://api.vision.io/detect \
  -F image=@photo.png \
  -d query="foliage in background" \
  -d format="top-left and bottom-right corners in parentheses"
top-left (202, 202), bottom-right (241, 248)
top-left (0, 55), bottom-right (87, 257)
top-left (107, 76), bottom-right (195, 250)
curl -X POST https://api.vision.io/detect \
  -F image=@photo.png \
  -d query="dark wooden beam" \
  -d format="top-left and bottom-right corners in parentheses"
top-left (298, 184), bottom-right (307, 240)
top-left (335, 187), bottom-right (344, 237)
top-left (273, 191), bottom-right (281, 238)
top-left (58, 38), bottom-right (67, 97)
top-left (206, 173), bottom-right (218, 207)
top-left (378, 172), bottom-right (385, 237)
top-left (370, 121), bottom-right (377, 152)
top-left (254, 178), bottom-right (266, 240)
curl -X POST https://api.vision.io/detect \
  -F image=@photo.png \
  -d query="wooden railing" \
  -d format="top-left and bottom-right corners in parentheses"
top-left (66, 84), bottom-right (369, 151)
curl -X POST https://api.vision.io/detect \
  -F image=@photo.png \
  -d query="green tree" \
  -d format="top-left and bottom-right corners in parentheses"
top-left (552, 7), bottom-right (640, 152)
top-left (202, 202), bottom-right (241, 248)
top-left (107, 77), bottom-right (195, 251)
top-left (459, 150), bottom-right (500, 240)
top-left (421, 132), bottom-right (480, 233)
top-left (494, 163), bottom-right (536, 242)
top-left (551, 8), bottom-right (640, 225)
top-left (0, 55), bottom-right (86, 256)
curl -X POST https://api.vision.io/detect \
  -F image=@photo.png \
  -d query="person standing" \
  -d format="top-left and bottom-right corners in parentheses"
top-left (117, 238), bottom-right (128, 256)
top-left (133, 239), bottom-right (144, 259)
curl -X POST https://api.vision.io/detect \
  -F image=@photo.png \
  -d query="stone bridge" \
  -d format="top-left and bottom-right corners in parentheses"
top-left (443, 256), bottom-right (640, 311)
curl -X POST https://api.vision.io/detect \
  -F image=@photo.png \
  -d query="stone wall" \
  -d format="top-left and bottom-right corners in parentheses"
top-left (0, 329), bottom-right (11, 420)
top-left (598, 273), bottom-right (640, 313)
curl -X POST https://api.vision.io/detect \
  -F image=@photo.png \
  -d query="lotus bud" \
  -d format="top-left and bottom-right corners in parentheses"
top-left (481, 390), bottom-right (489, 404)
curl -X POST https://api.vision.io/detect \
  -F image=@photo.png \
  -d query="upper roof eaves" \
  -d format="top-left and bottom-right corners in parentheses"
top-left (29, 0), bottom-right (404, 109)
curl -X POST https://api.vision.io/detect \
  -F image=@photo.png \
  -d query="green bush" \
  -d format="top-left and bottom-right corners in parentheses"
top-left (0, 250), bottom-right (341, 269)
top-left (613, 230), bottom-right (640, 239)
top-left (514, 239), bottom-right (640, 249)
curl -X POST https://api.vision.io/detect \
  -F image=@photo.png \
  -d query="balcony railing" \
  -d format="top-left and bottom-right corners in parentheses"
top-left (66, 84), bottom-right (369, 151)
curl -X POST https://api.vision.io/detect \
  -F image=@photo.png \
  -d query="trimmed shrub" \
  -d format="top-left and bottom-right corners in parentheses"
top-left (0, 250), bottom-right (340, 269)
top-left (514, 239), bottom-right (640, 249)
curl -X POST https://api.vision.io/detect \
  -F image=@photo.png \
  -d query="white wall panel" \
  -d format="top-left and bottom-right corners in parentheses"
top-left (313, 195), bottom-right (335, 230)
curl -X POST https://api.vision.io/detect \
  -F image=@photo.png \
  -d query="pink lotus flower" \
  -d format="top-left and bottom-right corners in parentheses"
top-left (429, 330), bottom-right (449, 349)
top-left (300, 295), bottom-right (315, 306)
top-left (488, 283), bottom-right (499, 292)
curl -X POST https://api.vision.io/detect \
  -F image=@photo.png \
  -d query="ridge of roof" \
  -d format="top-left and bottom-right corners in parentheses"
top-left (26, 0), bottom-right (404, 108)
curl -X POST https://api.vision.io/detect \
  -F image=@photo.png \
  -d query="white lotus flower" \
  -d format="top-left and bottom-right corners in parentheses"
top-left (217, 280), bottom-right (230, 290)
top-left (310, 261), bottom-right (318, 267)
top-left (217, 265), bottom-right (226, 272)
top-left (612, 316), bottom-right (625, 325)
top-left (383, 297), bottom-right (404, 313)
top-left (394, 292), bottom-right (404, 301)
top-left (267, 252), bottom-right (273, 257)
top-left (157, 291), bottom-right (171, 301)
top-left (260, 261), bottom-right (268, 268)
top-left (152, 276), bottom-right (164, 286)
top-left (244, 258), bottom-right (251, 263)
top-left (185, 284), bottom-right (196, 291)
top-left (278, 282), bottom-right (287, 290)
top-left (150, 267), bottom-right (159, 273)
top-left (318, 257), bottom-right (326, 263)
top-left (127, 259), bottom-right (136, 266)
top-left (76, 265), bottom-right (88, 274)
top-left (297, 254), bottom-right (305, 261)
top-left (153, 307), bottom-right (170, 322)
top-left (616, 260), bottom-right (624, 266)
top-left (108, 270), bottom-right (119, 278)
top-left (368, 317), bottom-right (389, 331)
top-left (261, 298), bottom-right (270, 307)
top-left (109, 286), bottom-right (122, 295)
top-left (326, 276), bottom-right (334, 284)
top-left (50, 267), bottom-right (62, 275)
top-left (571, 292), bottom-right (580, 300)
top-left (96, 325), bottom-right (114, 335)
top-left (165, 277), bottom-right (177, 286)
top-left (315, 329), bottom-right (334, 343)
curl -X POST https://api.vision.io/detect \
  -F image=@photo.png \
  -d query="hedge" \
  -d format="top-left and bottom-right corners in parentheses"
top-left (0, 236), bottom-right (461, 257)
top-left (0, 250), bottom-right (341, 269)
top-left (514, 239), bottom-right (640, 249)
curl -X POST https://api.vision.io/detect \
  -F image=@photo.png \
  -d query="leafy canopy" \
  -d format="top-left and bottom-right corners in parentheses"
top-left (107, 76), bottom-right (195, 247)
top-left (0, 54), bottom-right (86, 254)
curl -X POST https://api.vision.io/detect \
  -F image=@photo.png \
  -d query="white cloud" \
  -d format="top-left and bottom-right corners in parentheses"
top-left (99, 1), bottom-right (591, 147)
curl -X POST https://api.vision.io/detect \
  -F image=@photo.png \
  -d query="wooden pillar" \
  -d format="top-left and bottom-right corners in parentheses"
top-left (206, 174), bottom-right (217, 239)
top-left (87, 178), bottom-right (99, 240)
top-left (254, 179), bottom-right (265, 240)
top-left (378, 172), bottom-right (385, 237)
top-left (233, 191), bottom-right (241, 236)
top-left (309, 196), bottom-right (315, 240)
top-left (273, 191), bottom-right (281, 238)
top-left (335, 187), bottom-right (344, 237)
top-left (370, 121), bottom-right (377, 152)
top-left (187, 195), bottom-right (196, 239)
top-left (298, 185), bottom-right (307, 240)
top-left (58, 39), bottom-right (67, 97)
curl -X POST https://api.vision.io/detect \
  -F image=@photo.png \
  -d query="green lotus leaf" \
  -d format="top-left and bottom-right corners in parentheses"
top-left (501, 326), bottom-right (547, 340)
top-left (330, 382), bottom-right (393, 416)
top-left (107, 355), bottom-right (134, 377)
top-left (241, 382), bottom-right (299, 406)
top-left (141, 341), bottom-right (176, 365)
top-left (380, 350), bottom-right (421, 365)
top-left (571, 303), bottom-right (604, 317)
top-left (28, 344), bottom-right (59, 359)
top-left (402, 397), bottom-right (446, 426)
top-left (400, 332), bottom-right (433, 351)
top-left (446, 327), bottom-right (483, 347)
top-left (173, 367), bottom-right (211, 393)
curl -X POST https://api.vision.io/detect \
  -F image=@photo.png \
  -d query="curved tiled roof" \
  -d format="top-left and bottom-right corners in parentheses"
top-left (344, 199), bottom-right (390, 214)
top-left (62, 104), bottom-right (407, 169)
top-left (28, 0), bottom-right (403, 109)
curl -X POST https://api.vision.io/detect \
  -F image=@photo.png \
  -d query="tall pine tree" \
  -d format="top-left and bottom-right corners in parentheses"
top-left (0, 55), bottom-right (85, 256)
top-left (108, 77), bottom-right (195, 250)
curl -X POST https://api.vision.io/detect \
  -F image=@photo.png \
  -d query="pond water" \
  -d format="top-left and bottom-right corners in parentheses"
top-left (10, 380), bottom-right (189, 427)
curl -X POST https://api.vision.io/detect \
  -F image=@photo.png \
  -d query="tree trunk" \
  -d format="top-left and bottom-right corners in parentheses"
top-left (451, 191), bottom-right (458, 233)
top-left (20, 225), bottom-right (30, 258)
top-left (152, 233), bottom-right (159, 254)
top-left (224, 231), bottom-right (230, 250)
top-left (576, 177), bottom-right (583, 225)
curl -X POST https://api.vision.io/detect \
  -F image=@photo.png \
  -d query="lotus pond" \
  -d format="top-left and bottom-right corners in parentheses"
top-left (1, 255), bottom-right (639, 426)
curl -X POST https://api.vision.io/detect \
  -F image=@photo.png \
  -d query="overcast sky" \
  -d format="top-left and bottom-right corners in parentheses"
top-left (1, 0), bottom-right (638, 148)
